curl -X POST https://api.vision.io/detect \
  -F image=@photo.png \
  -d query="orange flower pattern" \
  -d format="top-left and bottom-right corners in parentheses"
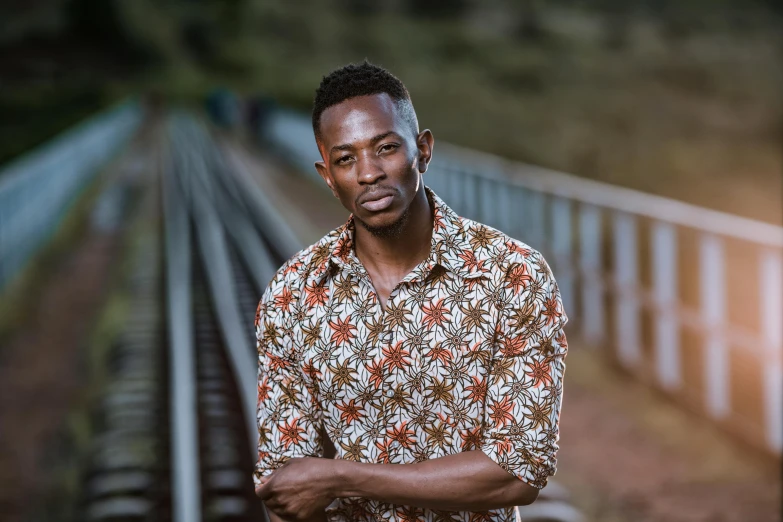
top-left (255, 186), bottom-right (569, 521)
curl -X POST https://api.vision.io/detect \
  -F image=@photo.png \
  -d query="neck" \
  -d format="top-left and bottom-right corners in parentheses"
top-left (353, 185), bottom-right (433, 276)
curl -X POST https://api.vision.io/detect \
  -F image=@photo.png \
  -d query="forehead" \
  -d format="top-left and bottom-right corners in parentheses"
top-left (318, 93), bottom-right (408, 148)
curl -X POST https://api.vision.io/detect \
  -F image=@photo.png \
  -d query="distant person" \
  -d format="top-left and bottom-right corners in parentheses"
top-left (206, 88), bottom-right (241, 129)
top-left (253, 60), bottom-right (569, 522)
top-left (246, 95), bottom-right (276, 142)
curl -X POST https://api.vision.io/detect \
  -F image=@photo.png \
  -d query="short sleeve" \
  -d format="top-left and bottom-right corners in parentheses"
top-left (481, 252), bottom-right (569, 489)
top-left (254, 273), bottom-right (324, 487)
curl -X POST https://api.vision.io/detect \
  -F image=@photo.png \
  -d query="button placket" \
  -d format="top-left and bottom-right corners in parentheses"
top-left (381, 308), bottom-right (397, 415)
top-left (382, 293), bottom-right (411, 459)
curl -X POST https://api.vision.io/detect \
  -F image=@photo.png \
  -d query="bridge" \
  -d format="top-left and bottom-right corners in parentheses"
top-left (0, 100), bottom-right (779, 522)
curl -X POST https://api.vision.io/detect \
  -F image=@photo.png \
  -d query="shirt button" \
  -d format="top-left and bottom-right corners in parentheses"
top-left (386, 389), bottom-right (395, 398)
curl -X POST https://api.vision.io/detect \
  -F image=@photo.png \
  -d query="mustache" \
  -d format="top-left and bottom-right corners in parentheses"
top-left (357, 186), bottom-right (398, 205)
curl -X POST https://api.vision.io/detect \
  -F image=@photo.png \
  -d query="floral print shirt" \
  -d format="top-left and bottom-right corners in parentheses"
top-left (254, 185), bottom-right (569, 521)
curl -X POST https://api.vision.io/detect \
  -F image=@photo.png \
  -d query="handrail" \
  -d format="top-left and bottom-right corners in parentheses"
top-left (0, 100), bottom-right (141, 291)
top-left (438, 142), bottom-right (783, 247)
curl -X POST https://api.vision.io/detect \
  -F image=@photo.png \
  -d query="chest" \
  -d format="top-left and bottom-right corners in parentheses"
top-left (293, 270), bottom-right (503, 407)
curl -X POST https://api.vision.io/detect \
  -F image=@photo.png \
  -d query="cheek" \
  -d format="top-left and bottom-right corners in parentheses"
top-left (330, 172), bottom-right (361, 207)
top-left (383, 153), bottom-right (417, 180)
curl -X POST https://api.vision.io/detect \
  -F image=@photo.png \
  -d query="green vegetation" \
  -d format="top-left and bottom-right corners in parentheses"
top-left (1, 0), bottom-right (780, 221)
top-left (0, 170), bottom-right (105, 346)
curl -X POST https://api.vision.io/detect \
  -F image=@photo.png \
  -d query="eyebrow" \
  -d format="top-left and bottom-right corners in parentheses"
top-left (330, 131), bottom-right (399, 154)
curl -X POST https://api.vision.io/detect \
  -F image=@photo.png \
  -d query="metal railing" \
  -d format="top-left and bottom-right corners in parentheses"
top-left (265, 109), bottom-right (783, 456)
top-left (0, 100), bottom-right (141, 291)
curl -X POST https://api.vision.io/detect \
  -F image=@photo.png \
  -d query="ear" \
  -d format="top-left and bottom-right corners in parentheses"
top-left (315, 161), bottom-right (339, 198)
top-left (415, 129), bottom-right (434, 174)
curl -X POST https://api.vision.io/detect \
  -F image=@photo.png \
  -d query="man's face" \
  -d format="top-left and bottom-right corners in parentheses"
top-left (315, 93), bottom-right (432, 237)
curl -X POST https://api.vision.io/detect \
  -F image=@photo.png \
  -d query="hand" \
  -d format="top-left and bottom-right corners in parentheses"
top-left (255, 457), bottom-right (338, 521)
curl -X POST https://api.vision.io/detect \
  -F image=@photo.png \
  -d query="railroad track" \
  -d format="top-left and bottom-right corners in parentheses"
top-left (78, 112), bottom-right (584, 522)
top-left (77, 113), bottom-right (289, 522)
top-left (163, 114), bottom-right (290, 522)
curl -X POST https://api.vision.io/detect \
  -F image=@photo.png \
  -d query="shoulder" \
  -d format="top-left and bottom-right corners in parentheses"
top-left (262, 222), bottom-right (344, 299)
top-left (459, 219), bottom-right (568, 340)
top-left (458, 216), bottom-right (567, 336)
top-left (458, 216), bottom-right (554, 285)
top-left (256, 225), bottom-right (341, 332)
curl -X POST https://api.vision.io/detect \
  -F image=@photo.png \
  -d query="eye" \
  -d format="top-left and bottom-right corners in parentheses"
top-left (335, 155), bottom-right (353, 165)
top-left (379, 143), bottom-right (399, 154)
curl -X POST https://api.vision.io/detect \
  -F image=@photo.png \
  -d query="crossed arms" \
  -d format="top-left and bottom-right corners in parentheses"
top-left (254, 320), bottom-right (568, 521)
top-left (255, 449), bottom-right (540, 521)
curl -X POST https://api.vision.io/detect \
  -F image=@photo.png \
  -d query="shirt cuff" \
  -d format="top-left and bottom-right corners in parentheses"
top-left (480, 437), bottom-right (555, 490)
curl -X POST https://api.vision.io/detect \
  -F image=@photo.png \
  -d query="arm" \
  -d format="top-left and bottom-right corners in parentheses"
top-left (259, 449), bottom-right (538, 513)
top-left (479, 253), bottom-right (569, 493)
top-left (336, 449), bottom-right (540, 509)
top-left (253, 276), bottom-right (332, 521)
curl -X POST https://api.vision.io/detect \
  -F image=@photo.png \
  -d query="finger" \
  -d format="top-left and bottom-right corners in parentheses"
top-left (255, 478), bottom-right (273, 500)
top-left (254, 476), bottom-right (267, 494)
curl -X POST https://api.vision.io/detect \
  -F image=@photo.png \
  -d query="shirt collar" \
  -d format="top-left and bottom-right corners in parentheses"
top-left (305, 185), bottom-right (488, 286)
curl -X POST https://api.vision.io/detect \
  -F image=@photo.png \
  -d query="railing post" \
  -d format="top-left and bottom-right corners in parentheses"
top-left (480, 177), bottom-right (497, 227)
top-left (551, 197), bottom-right (574, 320)
top-left (700, 233), bottom-right (729, 419)
top-left (426, 164), bottom-right (440, 194)
top-left (444, 165), bottom-right (454, 205)
top-left (463, 171), bottom-right (477, 220)
top-left (497, 179), bottom-right (513, 235)
top-left (438, 163), bottom-right (451, 211)
top-left (760, 249), bottom-right (783, 452)
top-left (579, 203), bottom-right (603, 344)
top-left (525, 190), bottom-right (546, 255)
top-left (652, 222), bottom-right (680, 391)
top-left (613, 211), bottom-right (641, 368)
top-left (452, 168), bottom-right (465, 216)
top-left (508, 186), bottom-right (526, 241)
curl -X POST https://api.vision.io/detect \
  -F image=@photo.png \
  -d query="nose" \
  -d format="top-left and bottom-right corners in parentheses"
top-left (356, 152), bottom-right (386, 185)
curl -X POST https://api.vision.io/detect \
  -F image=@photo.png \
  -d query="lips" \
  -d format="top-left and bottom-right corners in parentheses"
top-left (359, 189), bottom-right (396, 212)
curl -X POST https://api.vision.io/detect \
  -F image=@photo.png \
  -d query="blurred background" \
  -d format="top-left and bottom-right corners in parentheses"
top-left (0, 1), bottom-right (781, 522)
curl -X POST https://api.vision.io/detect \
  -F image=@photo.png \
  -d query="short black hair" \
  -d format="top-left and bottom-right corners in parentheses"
top-left (312, 60), bottom-right (418, 143)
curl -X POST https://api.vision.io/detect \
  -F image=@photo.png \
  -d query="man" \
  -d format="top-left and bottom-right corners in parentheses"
top-left (254, 61), bottom-right (568, 522)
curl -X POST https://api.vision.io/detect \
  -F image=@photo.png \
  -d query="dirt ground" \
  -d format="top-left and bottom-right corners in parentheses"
top-left (557, 347), bottom-right (780, 522)
top-left (0, 234), bottom-right (121, 521)
top-left (0, 215), bottom-right (126, 522)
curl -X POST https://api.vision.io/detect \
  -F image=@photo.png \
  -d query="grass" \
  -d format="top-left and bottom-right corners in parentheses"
top-left (2, 3), bottom-right (780, 223)
top-left (0, 173), bottom-right (106, 347)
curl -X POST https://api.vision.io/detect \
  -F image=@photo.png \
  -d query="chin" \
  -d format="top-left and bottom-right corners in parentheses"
top-left (359, 211), bottom-right (396, 228)
top-left (357, 205), bottom-right (411, 239)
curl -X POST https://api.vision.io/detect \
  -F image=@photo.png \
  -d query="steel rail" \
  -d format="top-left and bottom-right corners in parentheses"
top-left (163, 118), bottom-right (201, 522)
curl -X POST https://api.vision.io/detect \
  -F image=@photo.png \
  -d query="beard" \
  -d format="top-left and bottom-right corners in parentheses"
top-left (355, 202), bottom-right (413, 240)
